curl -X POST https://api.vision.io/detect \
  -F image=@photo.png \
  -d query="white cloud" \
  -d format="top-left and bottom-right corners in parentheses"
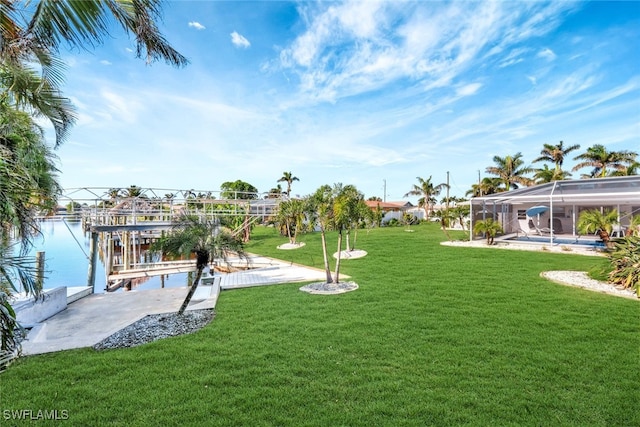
top-left (100, 60), bottom-right (112, 66)
top-left (537, 48), bottom-right (557, 61)
top-left (456, 83), bottom-right (482, 97)
top-left (230, 31), bottom-right (251, 48)
top-left (188, 21), bottom-right (205, 30)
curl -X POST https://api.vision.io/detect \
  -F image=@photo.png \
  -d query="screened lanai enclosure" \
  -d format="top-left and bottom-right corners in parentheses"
top-left (469, 176), bottom-right (640, 243)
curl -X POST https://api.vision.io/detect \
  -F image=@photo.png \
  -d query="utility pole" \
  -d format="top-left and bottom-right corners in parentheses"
top-left (446, 171), bottom-right (450, 209)
top-left (383, 179), bottom-right (387, 202)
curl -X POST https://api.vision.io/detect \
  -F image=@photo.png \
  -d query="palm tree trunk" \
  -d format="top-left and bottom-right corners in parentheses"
top-left (320, 230), bottom-right (333, 283)
top-left (334, 229), bottom-right (343, 284)
top-left (178, 266), bottom-right (204, 315)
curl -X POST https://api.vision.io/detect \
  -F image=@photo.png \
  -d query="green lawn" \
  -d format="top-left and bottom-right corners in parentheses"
top-left (2, 223), bottom-right (638, 426)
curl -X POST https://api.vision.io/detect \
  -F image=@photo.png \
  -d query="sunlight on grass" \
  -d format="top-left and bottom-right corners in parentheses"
top-left (2, 223), bottom-right (638, 426)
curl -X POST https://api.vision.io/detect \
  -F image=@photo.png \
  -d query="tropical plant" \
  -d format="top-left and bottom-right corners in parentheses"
top-left (1, 0), bottom-right (188, 145)
top-left (330, 184), bottom-right (363, 284)
top-left (485, 152), bottom-right (533, 191)
top-left (277, 172), bottom-right (299, 198)
top-left (473, 218), bottom-right (503, 245)
top-left (533, 164), bottom-right (572, 184)
top-left (577, 208), bottom-right (619, 247)
top-left (1, 102), bottom-right (61, 240)
top-left (431, 208), bottom-right (456, 240)
top-left (626, 215), bottom-right (640, 237)
top-left (610, 160), bottom-right (639, 177)
top-left (607, 236), bottom-right (640, 293)
top-left (266, 184), bottom-right (284, 198)
top-left (404, 176), bottom-right (449, 219)
top-left (0, 245), bottom-right (38, 369)
top-left (220, 180), bottom-right (258, 200)
top-left (276, 198), bottom-right (308, 245)
top-left (449, 202), bottom-right (470, 231)
top-left (151, 215), bottom-right (246, 315)
top-left (351, 200), bottom-right (374, 247)
top-left (465, 177), bottom-right (505, 197)
top-left (572, 144), bottom-right (638, 178)
top-left (308, 185), bottom-right (334, 284)
top-left (533, 141), bottom-right (581, 172)
top-left (124, 185), bottom-right (144, 198)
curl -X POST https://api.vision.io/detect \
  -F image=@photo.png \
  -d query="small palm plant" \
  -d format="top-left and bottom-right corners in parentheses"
top-left (152, 215), bottom-right (247, 315)
top-left (577, 209), bottom-right (619, 247)
top-left (625, 214), bottom-right (640, 237)
top-left (473, 218), bottom-right (503, 245)
top-left (607, 236), bottom-right (640, 294)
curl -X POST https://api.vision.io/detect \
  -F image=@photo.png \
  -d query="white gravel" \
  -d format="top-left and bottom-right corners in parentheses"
top-left (541, 271), bottom-right (638, 300)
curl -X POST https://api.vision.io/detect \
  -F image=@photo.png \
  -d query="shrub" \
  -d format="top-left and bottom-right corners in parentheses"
top-left (607, 236), bottom-right (640, 294)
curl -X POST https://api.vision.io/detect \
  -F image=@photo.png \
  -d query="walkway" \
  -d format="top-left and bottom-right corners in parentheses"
top-left (21, 256), bottom-right (327, 355)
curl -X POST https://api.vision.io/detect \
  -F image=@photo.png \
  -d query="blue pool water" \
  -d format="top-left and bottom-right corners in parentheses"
top-left (511, 236), bottom-right (605, 247)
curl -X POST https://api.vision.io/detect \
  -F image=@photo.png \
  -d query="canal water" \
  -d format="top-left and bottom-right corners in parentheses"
top-left (26, 219), bottom-right (191, 293)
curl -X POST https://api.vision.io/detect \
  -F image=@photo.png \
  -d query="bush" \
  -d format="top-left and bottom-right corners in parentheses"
top-left (607, 236), bottom-right (640, 294)
top-left (385, 218), bottom-right (400, 227)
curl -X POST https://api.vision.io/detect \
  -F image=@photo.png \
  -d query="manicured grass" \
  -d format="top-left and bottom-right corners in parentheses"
top-left (2, 224), bottom-right (638, 426)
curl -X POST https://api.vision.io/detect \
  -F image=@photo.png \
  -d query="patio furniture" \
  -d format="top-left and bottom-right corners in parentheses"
top-left (528, 219), bottom-right (551, 235)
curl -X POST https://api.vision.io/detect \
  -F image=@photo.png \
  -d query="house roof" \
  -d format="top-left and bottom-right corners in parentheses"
top-left (365, 201), bottom-right (414, 210)
top-left (470, 176), bottom-right (640, 206)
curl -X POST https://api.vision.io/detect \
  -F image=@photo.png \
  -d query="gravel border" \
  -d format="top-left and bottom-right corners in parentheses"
top-left (541, 271), bottom-right (638, 300)
top-left (93, 309), bottom-right (215, 350)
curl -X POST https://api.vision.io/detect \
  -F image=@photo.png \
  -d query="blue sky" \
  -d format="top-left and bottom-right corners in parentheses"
top-left (53, 0), bottom-right (639, 202)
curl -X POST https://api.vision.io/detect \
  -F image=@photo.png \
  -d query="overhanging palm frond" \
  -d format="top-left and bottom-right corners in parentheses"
top-left (28, 0), bottom-right (188, 67)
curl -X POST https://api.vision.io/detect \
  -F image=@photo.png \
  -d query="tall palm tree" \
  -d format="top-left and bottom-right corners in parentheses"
top-left (1, 103), bottom-right (59, 368)
top-left (485, 152), bottom-right (533, 191)
top-left (308, 185), bottom-right (335, 284)
top-left (331, 184), bottom-right (363, 283)
top-left (533, 141), bottom-right (581, 172)
top-left (277, 171), bottom-right (299, 198)
top-left (152, 215), bottom-right (246, 315)
top-left (572, 144), bottom-right (638, 178)
top-left (404, 176), bottom-right (449, 219)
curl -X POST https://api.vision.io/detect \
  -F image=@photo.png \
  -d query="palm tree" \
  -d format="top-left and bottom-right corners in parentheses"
top-left (431, 208), bottom-right (456, 240)
top-left (1, 0), bottom-right (187, 145)
top-left (533, 141), bottom-right (581, 172)
top-left (473, 218), bottom-right (503, 245)
top-left (572, 145), bottom-right (638, 178)
top-left (277, 172), bottom-right (299, 198)
top-left (577, 208), bottom-right (619, 247)
top-left (331, 184), bottom-right (363, 283)
top-left (404, 176), bottom-right (449, 219)
top-left (152, 215), bottom-right (246, 315)
top-left (1, 103), bottom-right (60, 367)
top-left (276, 198), bottom-right (308, 245)
top-left (625, 215), bottom-right (640, 237)
top-left (0, 102), bottom-right (60, 248)
top-left (466, 177), bottom-right (505, 197)
top-left (308, 185), bottom-right (335, 284)
top-left (533, 164), bottom-right (572, 184)
top-left (485, 153), bottom-right (533, 191)
top-left (610, 160), bottom-right (639, 177)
